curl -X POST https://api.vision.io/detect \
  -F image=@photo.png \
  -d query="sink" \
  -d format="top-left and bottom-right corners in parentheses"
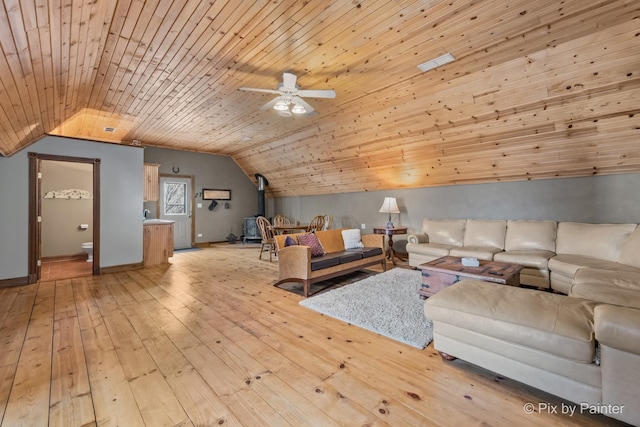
top-left (143, 219), bottom-right (174, 224)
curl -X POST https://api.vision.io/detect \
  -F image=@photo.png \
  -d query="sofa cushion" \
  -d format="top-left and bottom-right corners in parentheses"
top-left (449, 246), bottom-right (502, 261)
top-left (341, 229), bottom-right (365, 249)
top-left (555, 222), bottom-right (637, 262)
top-left (422, 219), bottom-right (466, 246)
top-left (548, 254), bottom-right (636, 278)
top-left (284, 236), bottom-right (297, 246)
top-left (310, 254), bottom-right (340, 271)
top-left (504, 220), bottom-right (557, 252)
top-left (315, 229), bottom-right (345, 253)
top-left (346, 247), bottom-right (384, 258)
top-left (298, 233), bottom-right (326, 257)
top-left (338, 251), bottom-right (363, 264)
top-left (406, 242), bottom-right (455, 258)
top-left (570, 269), bottom-right (640, 309)
top-left (424, 280), bottom-right (597, 363)
top-left (618, 226), bottom-right (640, 268)
top-left (494, 249), bottom-right (556, 270)
top-left (572, 283), bottom-right (640, 310)
top-left (594, 305), bottom-right (640, 354)
top-left (463, 220), bottom-right (506, 250)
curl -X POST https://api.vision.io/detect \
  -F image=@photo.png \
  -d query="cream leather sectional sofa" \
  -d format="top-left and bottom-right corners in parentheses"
top-left (406, 219), bottom-right (640, 307)
top-left (424, 280), bottom-right (640, 426)
top-left (410, 219), bottom-right (640, 425)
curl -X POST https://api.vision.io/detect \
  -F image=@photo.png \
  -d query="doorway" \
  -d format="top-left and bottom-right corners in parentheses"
top-left (28, 153), bottom-right (100, 283)
top-left (159, 175), bottom-right (194, 249)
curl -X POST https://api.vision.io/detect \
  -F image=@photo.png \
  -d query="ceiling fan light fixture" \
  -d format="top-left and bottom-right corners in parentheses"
top-left (273, 100), bottom-right (289, 111)
top-left (240, 72), bottom-right (335, 114)
top-left (291, 104), bottom-right (306, 114)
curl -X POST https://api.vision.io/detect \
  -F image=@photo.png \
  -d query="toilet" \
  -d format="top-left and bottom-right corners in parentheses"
top-left (81, 242), bottom-right (93, 262)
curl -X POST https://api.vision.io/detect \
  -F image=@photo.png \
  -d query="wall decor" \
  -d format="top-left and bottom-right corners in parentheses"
top-left (44, 188), bottom-right (93, 199)
top-left (202, 189), bottom-right (231, 200)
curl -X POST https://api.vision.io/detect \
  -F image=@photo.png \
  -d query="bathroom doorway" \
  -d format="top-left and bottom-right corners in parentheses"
top-left (28, 153), bottom-right (100, 283)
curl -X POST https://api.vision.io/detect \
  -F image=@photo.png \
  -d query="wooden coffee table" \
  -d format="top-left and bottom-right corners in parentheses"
top-left (418, 255), bottom-right (523, 299)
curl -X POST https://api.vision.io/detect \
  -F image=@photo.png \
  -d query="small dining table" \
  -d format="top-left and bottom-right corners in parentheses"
top-left (269, 224), bottom-right (310, 234)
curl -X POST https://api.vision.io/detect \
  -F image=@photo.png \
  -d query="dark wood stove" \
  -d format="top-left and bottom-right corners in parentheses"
top-left (243, 217), bottom-right (261, 243)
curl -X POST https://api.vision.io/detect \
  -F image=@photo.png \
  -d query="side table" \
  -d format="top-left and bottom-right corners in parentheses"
top-left (373, 226), bottom-right (408, 266)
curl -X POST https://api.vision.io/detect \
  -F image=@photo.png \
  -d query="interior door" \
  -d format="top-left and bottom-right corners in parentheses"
top-left (160, 176), bottom-right (192, 249)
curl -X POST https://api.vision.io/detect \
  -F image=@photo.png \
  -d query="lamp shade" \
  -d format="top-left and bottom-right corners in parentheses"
top-left (291, 104), bottom-right (306, 114)
top-left (379, 197), bottom-right (400, 229)
top-left (379, 197), bottom-right (400, 214)
top-left (273, 100), bottom-right (289, 111)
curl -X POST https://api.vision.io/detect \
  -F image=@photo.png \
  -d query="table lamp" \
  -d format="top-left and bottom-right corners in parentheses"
top-left (379, 197), bottom-right (400, 229)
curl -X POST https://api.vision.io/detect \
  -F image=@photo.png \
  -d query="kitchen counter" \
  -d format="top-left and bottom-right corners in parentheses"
top-left (143, 219), bottom-right (174, 224)
top-left (143, 220), bottom-right (174, 265)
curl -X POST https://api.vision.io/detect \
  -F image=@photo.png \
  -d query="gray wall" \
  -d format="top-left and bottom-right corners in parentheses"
top-left (143, 147), bottom-right (258, 243)
top-left (2, 134), bottom-right (637, 281)
top-left (0, 136), bottom-right (144, 280)
top-left (273, 174), bottom-right (640, 252)
top-left (41, 160), bottom-right (93, 257)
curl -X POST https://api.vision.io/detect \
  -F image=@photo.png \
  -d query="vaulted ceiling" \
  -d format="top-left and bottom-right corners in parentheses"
top-left (1, 0), bottom-right (639, 197)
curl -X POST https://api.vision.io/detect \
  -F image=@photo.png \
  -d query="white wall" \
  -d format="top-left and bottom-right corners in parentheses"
top-left (0, 136), bottom-right (144, 280)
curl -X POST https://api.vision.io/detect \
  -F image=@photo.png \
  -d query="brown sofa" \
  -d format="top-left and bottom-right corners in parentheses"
top-left (273, 229), bottom-right (386, 297)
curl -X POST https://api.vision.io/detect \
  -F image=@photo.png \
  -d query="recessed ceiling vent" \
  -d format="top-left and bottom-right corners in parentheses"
top-left (103, 126), bottom-right (116, 133)
top-left (417, 52), bottom-right (455, 72)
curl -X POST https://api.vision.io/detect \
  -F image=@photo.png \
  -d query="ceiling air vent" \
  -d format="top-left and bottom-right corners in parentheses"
top-left (417, 52), bottom-right (455, 72)
top-left (103, 126), bottom-right (116, 133)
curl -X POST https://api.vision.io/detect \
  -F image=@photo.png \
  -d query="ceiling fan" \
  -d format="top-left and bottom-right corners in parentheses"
top-left (238, 72), bottom-right (336, 117)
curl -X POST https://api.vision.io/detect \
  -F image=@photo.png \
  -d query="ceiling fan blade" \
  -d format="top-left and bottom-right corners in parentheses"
top-left (292, 96), bottom-right (315, 113)
top-left (297, 89), bottom-right (336, 98)
top-left (260, 96), bottom-right (282, 110)
top-left (238, 87), bottom-right (281, 95)
top-left (282, 72), bottom-right (297, 89)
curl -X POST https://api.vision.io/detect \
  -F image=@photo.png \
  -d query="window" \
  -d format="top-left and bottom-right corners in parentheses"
top-left (164, 181), bottom-right (187, 215)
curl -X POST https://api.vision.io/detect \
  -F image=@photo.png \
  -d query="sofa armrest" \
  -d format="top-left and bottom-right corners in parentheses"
top-left (595, 304), bottom-right (640, 354)
top-left (361, 233), bottom-right (385, 250)
top-left (277, 245), bottom-right (312, 280)
top-left (407, 234), bottom-right (428, 244)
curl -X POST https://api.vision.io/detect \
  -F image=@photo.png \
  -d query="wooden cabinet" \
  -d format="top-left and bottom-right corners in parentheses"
top-left (143, 222), bottom-right (174, 266)
top-left (143, 163), bottom-right (160, 201)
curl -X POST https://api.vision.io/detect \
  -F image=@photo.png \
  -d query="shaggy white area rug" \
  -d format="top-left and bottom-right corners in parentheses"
top-left (299, 268), bottom-right (433, 349)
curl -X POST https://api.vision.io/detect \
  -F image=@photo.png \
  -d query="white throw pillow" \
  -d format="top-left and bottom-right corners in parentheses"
top-left (342, 228), bottom-right (364, 249)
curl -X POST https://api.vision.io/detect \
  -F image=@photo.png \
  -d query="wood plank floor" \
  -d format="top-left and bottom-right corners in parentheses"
top-left (0, 245), bottom-right (626, 426)
top-left (40, 258), bottom-right (93, 281)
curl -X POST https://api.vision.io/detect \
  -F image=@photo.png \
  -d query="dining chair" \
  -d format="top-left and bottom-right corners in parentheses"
top-left (256, 216), bottom-right (277, 262)
top-left (322, 214), bottom-right (334, 230)
top-left (307, 215), bottom-right (325, 232)
top-left (273, 214), bottom-right (291, 227)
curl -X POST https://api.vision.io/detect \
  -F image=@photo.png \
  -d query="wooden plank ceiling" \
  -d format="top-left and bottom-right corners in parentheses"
top-left (0, 0), bottom-right (639, 197)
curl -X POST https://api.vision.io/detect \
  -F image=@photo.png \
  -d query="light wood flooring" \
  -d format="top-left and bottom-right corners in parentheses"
top-left (0, 245), bottom-right (625, 426)
top-left (40, 258), bottom-right (93, 281)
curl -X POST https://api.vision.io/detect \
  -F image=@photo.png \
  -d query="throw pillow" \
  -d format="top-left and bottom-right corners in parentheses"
top-left (297, 233), bottom-right (325, 257)
top-left (342, 228), bottom-right (364, 249)
top-left (284, 236), bottom-right (297, 247)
